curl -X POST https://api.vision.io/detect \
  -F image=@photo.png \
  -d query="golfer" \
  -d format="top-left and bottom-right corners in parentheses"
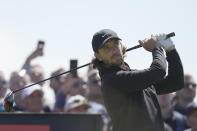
top-left (91, 29), bottom-right (184, 131)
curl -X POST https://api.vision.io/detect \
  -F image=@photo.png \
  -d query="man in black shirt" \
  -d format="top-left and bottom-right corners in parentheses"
top-left (91, 29), bottom-right (184, 131)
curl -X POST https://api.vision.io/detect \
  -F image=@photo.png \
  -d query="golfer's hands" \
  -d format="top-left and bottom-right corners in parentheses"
top-left (139, 36), bottom-right (160, 52)
top-left (155, 33), bottom-right (175, 52)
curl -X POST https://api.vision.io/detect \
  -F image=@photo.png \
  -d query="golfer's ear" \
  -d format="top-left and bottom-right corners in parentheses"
top-left (94, 53), bottom-right (102, 61)
top-left (120, 42), bottom-right (123, 48)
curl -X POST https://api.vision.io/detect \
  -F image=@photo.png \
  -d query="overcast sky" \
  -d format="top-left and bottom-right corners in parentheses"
top-left (0, 0), bottom-right (196, 81)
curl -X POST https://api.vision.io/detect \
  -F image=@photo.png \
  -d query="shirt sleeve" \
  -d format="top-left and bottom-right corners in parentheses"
top-left (21, 64), bottom-right (31, 74)
top-left (53, 89), bottom-right (66, 111)
top-left (154, 49), bottom-right (184, 95)
top-left (103, 47), bottom-right (167, 93)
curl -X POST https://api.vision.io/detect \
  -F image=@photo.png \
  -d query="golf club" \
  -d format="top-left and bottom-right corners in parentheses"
top-left (3, 32), bottom-right (175, 112)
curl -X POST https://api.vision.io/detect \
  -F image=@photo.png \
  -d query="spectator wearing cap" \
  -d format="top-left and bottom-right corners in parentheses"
top-left (65, 95), bottom-right (90, 113)
top-left (175, 74), bottom-right (197, 116)
top-left (9, 71), bottom-right (31, 111)
top-left (22, 43), bottom-right (55, 112)
top-left (54, 75), bottom-right (87, 112)
top-left (22, 85), bottom-right (44, 112)
top-left (185, 102), bottom-right (197, 131)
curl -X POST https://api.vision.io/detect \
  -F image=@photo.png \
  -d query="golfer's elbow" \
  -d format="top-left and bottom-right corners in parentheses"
top-left (174, 73), bottom-right (184, 91)
top-left (158, 68), bottom-right (166, 79)
top-left (151, 60), bottom-right (167, 80)
top-left (154, 67), bottom-right (166, 81)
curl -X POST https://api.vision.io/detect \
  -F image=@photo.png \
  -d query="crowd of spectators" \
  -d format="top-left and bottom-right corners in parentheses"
top-left (0, 42), bottom-right (196, 131)
top-left (158, 74), bottom-right (197, 131)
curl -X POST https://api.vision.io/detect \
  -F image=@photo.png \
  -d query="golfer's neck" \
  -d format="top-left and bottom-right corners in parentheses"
top-left (119, 62), bottom-right (129, 70)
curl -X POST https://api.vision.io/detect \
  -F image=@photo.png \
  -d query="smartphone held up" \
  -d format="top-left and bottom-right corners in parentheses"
top-left (37, 40), bottom-right (45, 56)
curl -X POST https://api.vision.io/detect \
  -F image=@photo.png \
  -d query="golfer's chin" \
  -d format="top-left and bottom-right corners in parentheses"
top-left (111, 58), bottom-right (124, 66)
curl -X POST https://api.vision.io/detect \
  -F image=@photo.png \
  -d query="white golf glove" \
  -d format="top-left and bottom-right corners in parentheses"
top-left (155, 33), bottom-right (175, 52)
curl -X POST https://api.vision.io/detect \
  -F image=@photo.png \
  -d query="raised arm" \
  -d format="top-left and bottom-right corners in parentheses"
top-left (154, 49), bottom-right (184, 95)
top-left (103, 37), bottom-right (167, 93)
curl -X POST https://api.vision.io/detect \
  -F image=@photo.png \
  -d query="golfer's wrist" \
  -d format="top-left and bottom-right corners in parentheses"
top-left (165, 45), bottom-right (175, 53)
top-left (152, 46), bottom-right (161, 52)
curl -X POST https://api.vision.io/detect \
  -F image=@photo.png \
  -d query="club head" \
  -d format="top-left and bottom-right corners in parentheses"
top-left (3, 91), bottom-right (15, 112)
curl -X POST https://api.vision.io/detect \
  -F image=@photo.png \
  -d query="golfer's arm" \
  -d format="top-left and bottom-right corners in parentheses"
top-left (154, 49), bottom-right (184, 95)
top-left (104, 47), bottom-right (167, 93)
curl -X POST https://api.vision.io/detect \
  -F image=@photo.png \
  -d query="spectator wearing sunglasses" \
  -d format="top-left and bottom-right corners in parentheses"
top-left (50, 68), bottom-right (65, 94)
top-left (175, 74), bottom-right (196, 116)
top-left (87, 69), bottom-right (103, 104)
top-left (87, 69), bottom-right (111, 131)
top-left (54, 75), bottom-right (88, 112)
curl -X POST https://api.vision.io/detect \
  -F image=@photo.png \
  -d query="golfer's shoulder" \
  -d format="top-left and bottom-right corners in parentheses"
top-left (99, 69), bottom-right (118, 86)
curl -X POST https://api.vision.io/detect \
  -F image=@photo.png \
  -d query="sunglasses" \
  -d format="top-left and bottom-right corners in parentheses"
top-left (0, 80), bottom-right (8, 85)
top-left (184, 82), bottom-right (197, 88)
top-left (90, 79), bottom-right (100, 85)
top-left (72, 81), bottom-right (86, 87)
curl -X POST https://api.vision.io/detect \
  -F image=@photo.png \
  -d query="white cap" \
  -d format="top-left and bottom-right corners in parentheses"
top-left (65, 95), bottom-right (90, 112)
top-left (21, 85), bottom-right (43, 99)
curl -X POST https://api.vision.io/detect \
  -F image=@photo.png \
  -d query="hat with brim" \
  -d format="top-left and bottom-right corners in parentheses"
top-left (65, 95), bottom-right (90, 112)
top-left (92, 29), bottom-right (121, 53)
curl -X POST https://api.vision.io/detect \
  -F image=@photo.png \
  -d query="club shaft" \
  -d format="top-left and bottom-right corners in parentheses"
top-left (13, 32), bottom-right (175, 94)
top-left (13, 63), bottom-right (91, 93)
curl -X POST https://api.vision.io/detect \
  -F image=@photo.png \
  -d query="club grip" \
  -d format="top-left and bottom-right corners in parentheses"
top-left (166, 32), bottom-right (175, 39)
top-left (126, 32), bottom-right (175, 52)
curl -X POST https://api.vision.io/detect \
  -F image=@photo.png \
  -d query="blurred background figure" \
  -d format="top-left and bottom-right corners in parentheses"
top-left (164, 123), bottom-right (173, 131)
top-left (87, 68), bottom-right (103, 104)
top-left (22, 85), bottom-right (44, 112)
top-left (67, 77), bottom-right (87, 97)
top-left (158, 93), bottom-right (187, 131)
top-left (29, 65), bottom-right (45, 86)
top-left (175, 74), bottom-right (196, 116)
top-left (65, 94), bottom-right (111, 131)
top-left (50, 68), bottom-right (65, 95)
top-left (0, 71), bottom-right (10, 111)
top-left (9, 71), bottom-right (31, 111)
top-left (54, 74), bottom-right (87, 112)
top-left (86, 65), bottom-right (112, 131)
top-left (87, 68), bottom-right (107, 113)
top-left (21, 41), bottom-right (55, 112)
top-left (185, 102), bottom-right (197, 131)
top-left (65, 95), bottom-right (90, 113)
top-left (22, 40), bottom-right (44, 80)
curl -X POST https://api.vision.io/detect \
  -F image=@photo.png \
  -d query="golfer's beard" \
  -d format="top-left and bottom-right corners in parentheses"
top-left (110, 54), bottom-right (124, 66)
